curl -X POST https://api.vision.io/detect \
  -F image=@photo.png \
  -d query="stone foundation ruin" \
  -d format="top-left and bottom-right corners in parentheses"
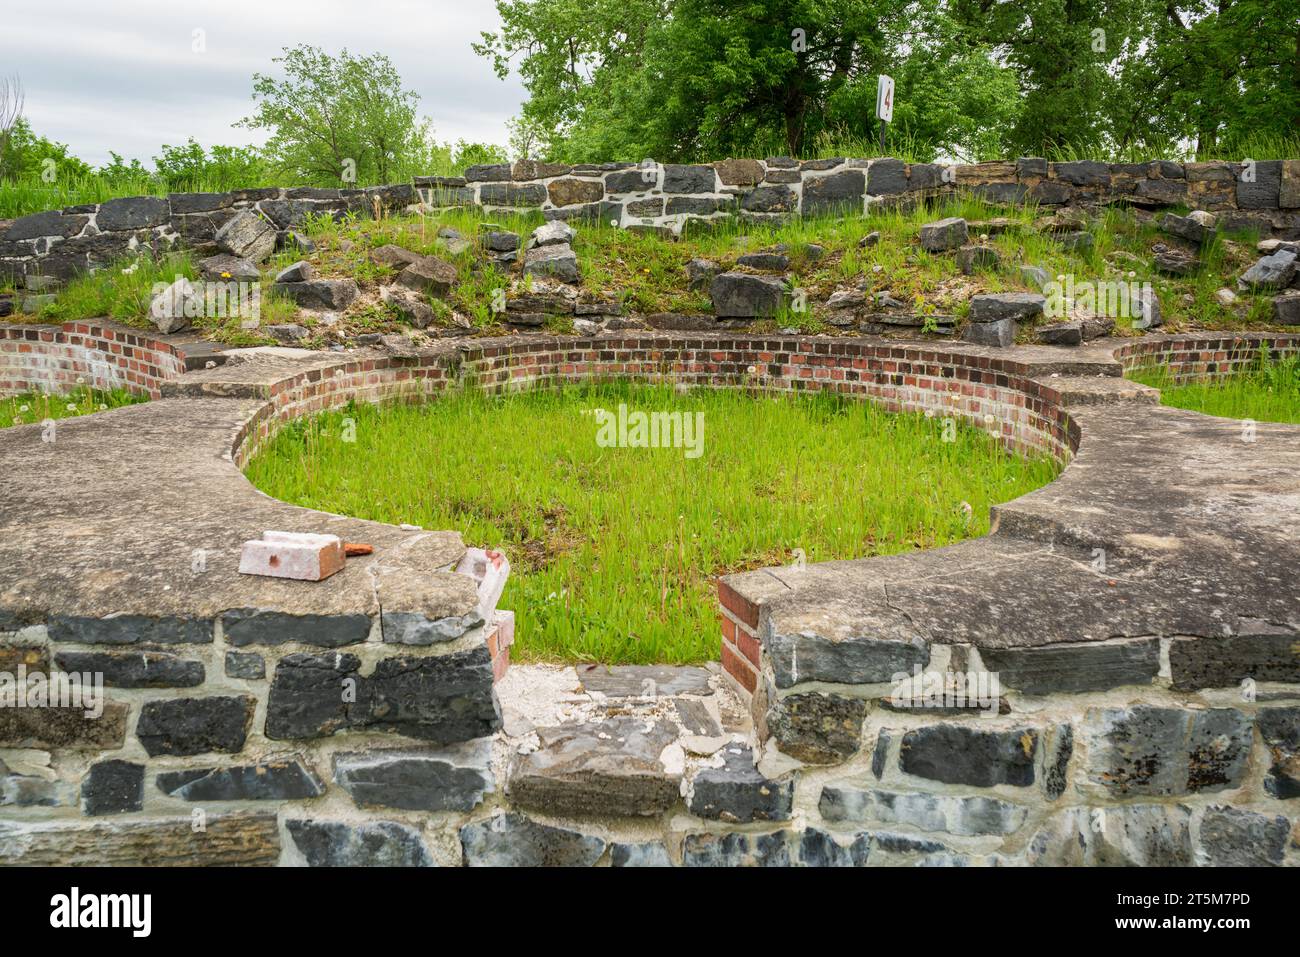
top-left (2, 323), bottom-right (1298, 866)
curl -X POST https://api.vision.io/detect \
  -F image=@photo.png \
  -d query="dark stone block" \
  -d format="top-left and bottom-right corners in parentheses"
top-left (381, 610), bottom-right (483, 645)
top-left (819, 784), bottom-right (1027, 836)
top-left (740, 185), bottom-right (797, 213)
top-left (1258, 707), bottom-right (1300, 798)
top-left (972, 182), bottom-right (1027, 204)
top-left (287, 819), bottom-right (433, 867)
top-left (682, 830), bottom-right (791, 867)
top-left (802, 170), bottom-right (865, 215)
top-left (1051, 161), bottom-right (1110, 186)
top-left (866, 158), bottom-right (908, 195)
top-left (1083, 705), bottom-right (1251, 796)
top-left (54, 650), bottom-right (204, 688)
top-left (225, 651), bottom-right (265, 679)
top-left (462, 163), bottom-right (512, 183)
top-left (333, 741), bottom-right (493, 812)
top-left (610, 842), bottom-right (672, 867)
top-left (168, 192), bottom-right (233, 214)
top-left (1029, 180), bottom-right (1073, 204)
top-left (662, 164), bottom-right (716, 194)
top-left (478, 182), bottom-right (548, 207)
top-left (1169, 631), bottom-right (1300, 689)
top-left (6, 211), bottom-right (88, 241)
top-left (1028, 804), bottom-right (1192, 866)
top-left (605, 169), bottom-right (654, 193)
top-left (265, 648), bottom-right (500, 744)
top-left (900, 724), bottom-right (1038, 787)
top-left (1133, 178), bottom-right (1188, 205)
top-left (135, 695), bottom-right (254, 756)
top-left (1016, 157), bottom-right (1048, 178)
top-left (871, 729), bottom-right (892, 778)
top-left (157, 758), bottom-right (324, 801)
top-left (710, 271), bottom-right (786, 317)
top-left (798, 828), bottom-right (870, 866)
top-left (979, 638), bottom-right (1160, 694)
top-left (1237, 160), bottom-right (1282, 209)
top-left (460, 812), bottom-right (605, 866)
top-left (626, 197), bottom-right (665, 217)
top-left (688, 746), bottom-right (793, 823)
top-left (800, 158), bottom-right (844, 171)
top-left (96, 196), bottom-right (170, 231)
top-left (907, 163), bottom-right (944, 190)
top-left (1042, 723), bottom-right (1074, 800)
top-left (0, 703), bottom-right (128, 750)
top-left (48, 614), bottom-right (213, 645)
top-left (760, 686), bottom-right (867, 764)
top-left (665, 196), bottom-right (733, 216)
top-left (258, 199), bottom-right (337, 229)
top-left (1199, 805), bottom-right (1288, 866)
top-left (81, 760), bottom-right (144, 815)
top-left (220, 608), bottom-right (370, 648)
top-left (767, 632), bottom-right (928, 689)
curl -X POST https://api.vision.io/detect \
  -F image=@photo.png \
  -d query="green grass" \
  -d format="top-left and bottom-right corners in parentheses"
top-left (1129, 350), bottom-right (1300, 424)
top-left (2, 385), bottom-right (145, 427)
top-left (245, 381), bottom-right (1061, 663)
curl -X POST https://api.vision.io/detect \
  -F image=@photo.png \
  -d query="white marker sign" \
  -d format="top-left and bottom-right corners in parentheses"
top-left (876, 75), bottom-right (895, 123)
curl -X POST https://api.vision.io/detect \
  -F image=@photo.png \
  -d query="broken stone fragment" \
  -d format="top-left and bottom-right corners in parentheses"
top-left (1238, 248), bottom-right (1298, 291)
top-left (275, 278), bottom-right (359, 310)
top-left (197, 253), bottom-right (259, 281)
top-left (238, 530), bottom-right (345, 582)
top-left (688, 745), bottom-right (794, 823)
top-left (918, 217), bottom-right (968, 252)
top-left (523, 243), bottom-right (580, 283)
top-left (507, 716), bottom-right (682, 817)
top-left (531, 220), bottom-right (576, 248)
top-left (214, 209), bottom-right (277, 262)
top-left (273, 260), bottom-right (315, 284)
top-left (397, 255), bottom-right (457, 296)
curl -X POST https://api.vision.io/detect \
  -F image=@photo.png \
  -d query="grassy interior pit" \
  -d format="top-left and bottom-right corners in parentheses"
top-left (245, 381), bottom-right (1061, 663)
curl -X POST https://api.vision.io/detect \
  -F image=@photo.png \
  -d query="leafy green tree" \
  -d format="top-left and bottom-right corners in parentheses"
top-left (152, 139), bottom-right (269, 191)
top-left (238, 45), bottom-right (431, 185)
top-left (0, 118), bottom-right (94, 182)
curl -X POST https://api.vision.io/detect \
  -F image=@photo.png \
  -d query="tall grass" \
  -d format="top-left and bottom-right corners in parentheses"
top-left (1129, 348), bottom-right (1300, 423)
top-left (245, 381), bottom-right (1061, 663)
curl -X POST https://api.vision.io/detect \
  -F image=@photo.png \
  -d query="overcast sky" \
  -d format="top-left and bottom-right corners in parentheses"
top-left (2, 0), bottom-right (527, 167)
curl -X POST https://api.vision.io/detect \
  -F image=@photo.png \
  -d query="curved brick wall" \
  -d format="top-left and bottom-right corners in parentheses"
top-left (0, 321), bottom-right (187, 398)
top-left (1115, 331), bottom-right (1300, 383)
top-left (228, 336), bottom-right (1083, 470)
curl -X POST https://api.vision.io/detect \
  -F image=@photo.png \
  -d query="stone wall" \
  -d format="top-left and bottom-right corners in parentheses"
top-left (4, 157), bottom-right (1298, 290)
top-left (3, 329), bottom-right (1299, 866)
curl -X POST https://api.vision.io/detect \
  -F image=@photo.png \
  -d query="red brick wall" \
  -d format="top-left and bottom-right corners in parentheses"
top-left (0, 321), bottom-right (186, 399)
top-left (1115, 333), bottom-right (1300, 382)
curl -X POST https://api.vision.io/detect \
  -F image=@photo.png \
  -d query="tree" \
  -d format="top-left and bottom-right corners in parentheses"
top-left (153, 139), bottom-right (269, 191)
top-left (476, 0), bottom-right (1024, 161)
top-left (238, 45), bottom-right (430, 185)
top-left (0, 75), bottom-right (23, 180)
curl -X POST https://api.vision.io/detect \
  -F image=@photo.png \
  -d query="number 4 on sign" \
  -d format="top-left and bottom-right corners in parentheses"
top-left (876, 75), bottom-right (894, 123)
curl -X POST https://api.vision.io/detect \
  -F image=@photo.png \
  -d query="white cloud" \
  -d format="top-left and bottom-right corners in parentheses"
top-left (4, 0), bottom-right (526, 166)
